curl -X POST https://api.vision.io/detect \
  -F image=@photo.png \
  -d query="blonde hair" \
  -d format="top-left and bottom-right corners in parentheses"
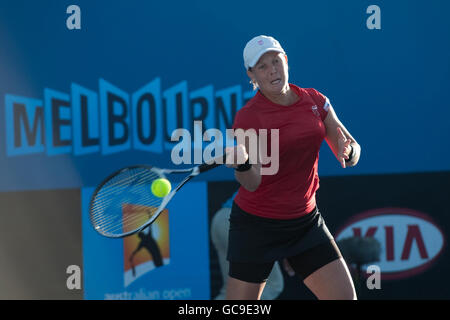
top-left (250, 80), bottom-right (259, 91)
top-left (248, 67), bottom-right (259, 91)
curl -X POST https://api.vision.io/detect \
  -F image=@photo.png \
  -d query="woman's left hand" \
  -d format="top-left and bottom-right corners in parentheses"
top-left (337, 127), bottom-right (352, 168)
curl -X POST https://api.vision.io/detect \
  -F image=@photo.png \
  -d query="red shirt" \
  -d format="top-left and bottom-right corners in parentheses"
top-left (232, 84), bottom-right (330, 219)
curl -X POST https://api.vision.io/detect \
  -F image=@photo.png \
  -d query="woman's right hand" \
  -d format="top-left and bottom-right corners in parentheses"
top-left (226, 144), bottom-right (261, 192)
top-left (225, 144), bottom-right (249, 168)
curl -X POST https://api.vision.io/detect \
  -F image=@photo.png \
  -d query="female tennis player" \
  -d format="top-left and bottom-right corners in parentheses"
top-left (224, 35), bottom-right (361, 300)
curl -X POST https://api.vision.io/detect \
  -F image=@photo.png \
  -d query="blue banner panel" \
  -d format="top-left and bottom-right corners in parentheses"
top-left (82, 181), bottom-right (210, 300)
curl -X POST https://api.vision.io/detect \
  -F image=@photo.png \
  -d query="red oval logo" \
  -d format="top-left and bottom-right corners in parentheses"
top-left (335, 207), bottom-right (446, 280)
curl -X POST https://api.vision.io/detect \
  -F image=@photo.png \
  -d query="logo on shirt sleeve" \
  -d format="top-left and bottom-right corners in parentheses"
top-left (311, 105), bottom-right (321, 118)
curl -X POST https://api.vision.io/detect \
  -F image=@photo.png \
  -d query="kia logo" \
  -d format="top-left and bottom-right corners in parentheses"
top-left (335, 208), bottom-right (446, 280)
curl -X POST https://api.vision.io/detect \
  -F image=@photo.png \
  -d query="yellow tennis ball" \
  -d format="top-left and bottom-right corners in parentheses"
top-left (151, 178), bottom-right (171, 198)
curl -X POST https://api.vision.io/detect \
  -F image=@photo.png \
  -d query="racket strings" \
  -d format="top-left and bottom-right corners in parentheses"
top-left (92, 183), bottom-right (161, 225)
top-left (91, 174), bottom-right (147, 223)
top-left (90, 168), bottom-right (166, 236)
top-left (92, 185), bottom-right (162, 233)
top-left (92, 171), bottom-right (160, 227)
top-left (93, 179), bottom-right (161, 222)
top-left (95, 195), bottom-right (162, 233)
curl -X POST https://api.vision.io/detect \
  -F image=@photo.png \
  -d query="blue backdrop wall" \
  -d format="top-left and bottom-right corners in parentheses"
top-left (1, 0), bottom-right (449, 191)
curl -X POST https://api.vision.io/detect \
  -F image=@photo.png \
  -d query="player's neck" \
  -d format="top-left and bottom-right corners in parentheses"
top-left (262, 86), bottom-right (299, 106)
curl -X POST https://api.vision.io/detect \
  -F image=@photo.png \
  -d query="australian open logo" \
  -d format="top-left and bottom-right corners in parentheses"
top-left (123, 204), bottom-right (170, 287)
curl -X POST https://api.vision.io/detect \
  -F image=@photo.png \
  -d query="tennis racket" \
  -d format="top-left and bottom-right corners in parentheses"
top-left (89, 154), bottom-right (227, 238)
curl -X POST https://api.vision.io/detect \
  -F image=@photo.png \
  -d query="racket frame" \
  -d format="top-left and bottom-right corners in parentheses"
top-left (89, 156), bottom-right (224, 238)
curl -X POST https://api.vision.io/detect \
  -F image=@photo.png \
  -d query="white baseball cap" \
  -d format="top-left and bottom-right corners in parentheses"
top-left (243, 35), bottom-right (286, 70)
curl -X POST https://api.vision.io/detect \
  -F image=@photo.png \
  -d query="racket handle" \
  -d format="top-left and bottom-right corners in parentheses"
top-left (198, 153), bottom-right (228, 173)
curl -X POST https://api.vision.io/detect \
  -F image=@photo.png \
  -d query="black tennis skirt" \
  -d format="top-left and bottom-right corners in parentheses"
top-left (227, 201), bottom-right (335, 263)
